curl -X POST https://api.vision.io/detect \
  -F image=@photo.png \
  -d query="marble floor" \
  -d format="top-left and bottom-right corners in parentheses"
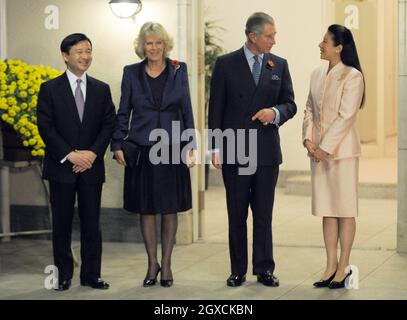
top-left (0, 186), bottom-right (404, 300)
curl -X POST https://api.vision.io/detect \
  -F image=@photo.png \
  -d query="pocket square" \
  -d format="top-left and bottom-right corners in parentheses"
top-left (271, 75), bottom-right (281, 81)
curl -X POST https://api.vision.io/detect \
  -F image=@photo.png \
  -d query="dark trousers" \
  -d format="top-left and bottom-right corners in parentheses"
top-left (222, 165), bottom-right (279, 276)
top-left (49, 180), bottom-right (103, 282)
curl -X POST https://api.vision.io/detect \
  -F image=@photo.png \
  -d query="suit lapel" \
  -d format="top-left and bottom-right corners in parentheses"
top-left (138, 60), bottom-right (156, 106)
top-left (81, 75), bottom-right (94, 126)
top-left (58, 73), bottom-right (82, 126)
top-left (249, 53), bottom-right (275, 112)
top-left (161, 58), bottom-right (175, 109)
top-left (257, 53), bottom-right (270, 88)
top-left (237, 48), bottom-right (257, 93)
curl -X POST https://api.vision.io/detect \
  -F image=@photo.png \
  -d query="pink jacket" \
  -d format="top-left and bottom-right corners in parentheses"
top-left (303, 62), bottom-right (364, 160)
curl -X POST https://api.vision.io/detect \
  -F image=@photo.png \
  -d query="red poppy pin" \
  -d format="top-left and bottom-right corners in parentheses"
top-left (171, 59), bottom-right (181, 74)
top-left (266, 59), bottom-right (275, 70)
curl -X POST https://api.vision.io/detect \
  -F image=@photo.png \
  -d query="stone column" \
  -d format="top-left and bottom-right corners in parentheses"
top-left (175, 0), bottom-right (205, 244)
top-left (0, 0), bottom-right (10, 242)
top-left (397, 0), bottom-right (407, 253)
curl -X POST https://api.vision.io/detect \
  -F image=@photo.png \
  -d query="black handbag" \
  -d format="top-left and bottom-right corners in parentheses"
top-left (121, 140), bottom-right (142, 168)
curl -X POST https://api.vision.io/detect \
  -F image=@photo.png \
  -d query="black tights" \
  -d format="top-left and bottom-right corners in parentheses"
top-left (140, 213), bottom-right (178, 280)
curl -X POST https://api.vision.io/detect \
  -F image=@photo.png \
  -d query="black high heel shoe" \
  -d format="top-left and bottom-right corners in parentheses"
top-left (313, 271), bottom-right (336, 288)
top-left (160, 279), bottom-right (174, 287)
top-left (143, 264), bottom-right (161, 287)
top-left (160, 269), bottom-right (174, 287)
top-left (328, 270), bottom-right (352, 289)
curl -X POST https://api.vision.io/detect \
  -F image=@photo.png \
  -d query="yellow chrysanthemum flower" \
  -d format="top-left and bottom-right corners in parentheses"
top-left (1, 59), bottom-right (62, 157)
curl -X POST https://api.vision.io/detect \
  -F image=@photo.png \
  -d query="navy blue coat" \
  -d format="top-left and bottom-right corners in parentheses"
top-left (111, 58), bottom-right (195, 150)
top-left (208, 48), bottom-right (297, 166)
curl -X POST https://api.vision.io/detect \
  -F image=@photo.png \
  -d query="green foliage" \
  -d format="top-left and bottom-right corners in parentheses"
top-left (204, 20), bottom-right (226, 121)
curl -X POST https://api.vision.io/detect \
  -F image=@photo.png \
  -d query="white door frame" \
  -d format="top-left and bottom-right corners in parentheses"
top-left (176, 0), bottom-right (205, 243)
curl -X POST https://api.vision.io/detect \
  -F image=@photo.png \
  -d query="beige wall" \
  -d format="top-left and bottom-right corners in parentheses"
top-left (335, 0), bottom-right (379, 143)
top-left (383, 0), bottom-right (398, 138)
top-left (330, 0), bottom-right (398, 157)
top-left (204, 0), bottom-right (327, 171)
top-left (5, 0), bottom-right (180, 206)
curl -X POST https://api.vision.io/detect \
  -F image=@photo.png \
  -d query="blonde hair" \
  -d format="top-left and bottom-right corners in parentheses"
top-left (134, 22), bottom-right (174, 59)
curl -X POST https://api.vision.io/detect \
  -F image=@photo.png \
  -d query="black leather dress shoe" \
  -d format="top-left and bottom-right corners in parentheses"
top-left (328, 270), bottom-right (352, 289)
top-left (257, 271), bottom-right (279, 287)
top-left (54, 279), bottom-right (71, 291)
top-left (313, 272), bottom-right (336, 288)
top-left (80, 278), bottom-right (110, 289)
top-left (226, 274), bottom-right (246, 287)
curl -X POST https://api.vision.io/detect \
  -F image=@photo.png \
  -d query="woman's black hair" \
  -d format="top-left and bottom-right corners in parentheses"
top-left (328, 24), bottom-right (365, 108)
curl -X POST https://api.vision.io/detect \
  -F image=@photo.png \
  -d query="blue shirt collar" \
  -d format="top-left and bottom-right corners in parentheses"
top-left (244, 43), bottom-right (264, 62)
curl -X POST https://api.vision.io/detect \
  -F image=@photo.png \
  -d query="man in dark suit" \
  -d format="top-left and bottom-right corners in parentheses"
top-left (208, 12), bottom-right (297, 287)
top-left (37, 33), bottom-right (116, 291)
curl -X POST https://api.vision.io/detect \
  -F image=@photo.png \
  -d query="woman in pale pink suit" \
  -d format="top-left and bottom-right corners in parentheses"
top-left (302, 25), bottom-right (365, 289)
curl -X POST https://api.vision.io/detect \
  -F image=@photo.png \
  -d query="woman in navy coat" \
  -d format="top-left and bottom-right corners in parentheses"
top-left (111, 22), bottom-right (196, 288)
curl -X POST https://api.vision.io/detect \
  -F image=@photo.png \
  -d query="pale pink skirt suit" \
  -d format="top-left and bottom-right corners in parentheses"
top-left (302, 62), bottom-right (365, 217)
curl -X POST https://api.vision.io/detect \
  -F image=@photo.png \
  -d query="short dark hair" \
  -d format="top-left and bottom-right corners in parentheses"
top-left (60, 33), bottom-right (92, 54)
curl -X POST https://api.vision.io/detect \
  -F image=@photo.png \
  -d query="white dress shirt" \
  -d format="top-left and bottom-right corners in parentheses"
top-left (60, 69), bottom-right (87, 163)
top-left (66, 69), bottom-right (87, 101)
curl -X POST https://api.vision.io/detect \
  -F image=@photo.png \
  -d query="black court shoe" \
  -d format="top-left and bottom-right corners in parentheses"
top-left (143, 264), bottom-right (161, 287)
top-left (328, 270), bottom-right (353, 289)
top-left (160, 279), bottom-right (174, 287)
top-left (313, 272), bottom-right (336, 288)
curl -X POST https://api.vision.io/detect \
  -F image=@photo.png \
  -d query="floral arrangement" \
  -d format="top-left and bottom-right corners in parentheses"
top-left (0, 59), bottom-right (63, 157)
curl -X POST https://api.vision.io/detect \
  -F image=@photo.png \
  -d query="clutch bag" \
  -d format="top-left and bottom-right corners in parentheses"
top-left (121, 140), bottom-right (142, 168)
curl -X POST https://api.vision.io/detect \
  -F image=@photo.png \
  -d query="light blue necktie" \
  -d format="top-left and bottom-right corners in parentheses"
top-left (252, 55), bottom-right (261, 85)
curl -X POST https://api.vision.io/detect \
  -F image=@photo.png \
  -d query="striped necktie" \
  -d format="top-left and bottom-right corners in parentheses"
top-left (252, 55), bottom-right (261, 85)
